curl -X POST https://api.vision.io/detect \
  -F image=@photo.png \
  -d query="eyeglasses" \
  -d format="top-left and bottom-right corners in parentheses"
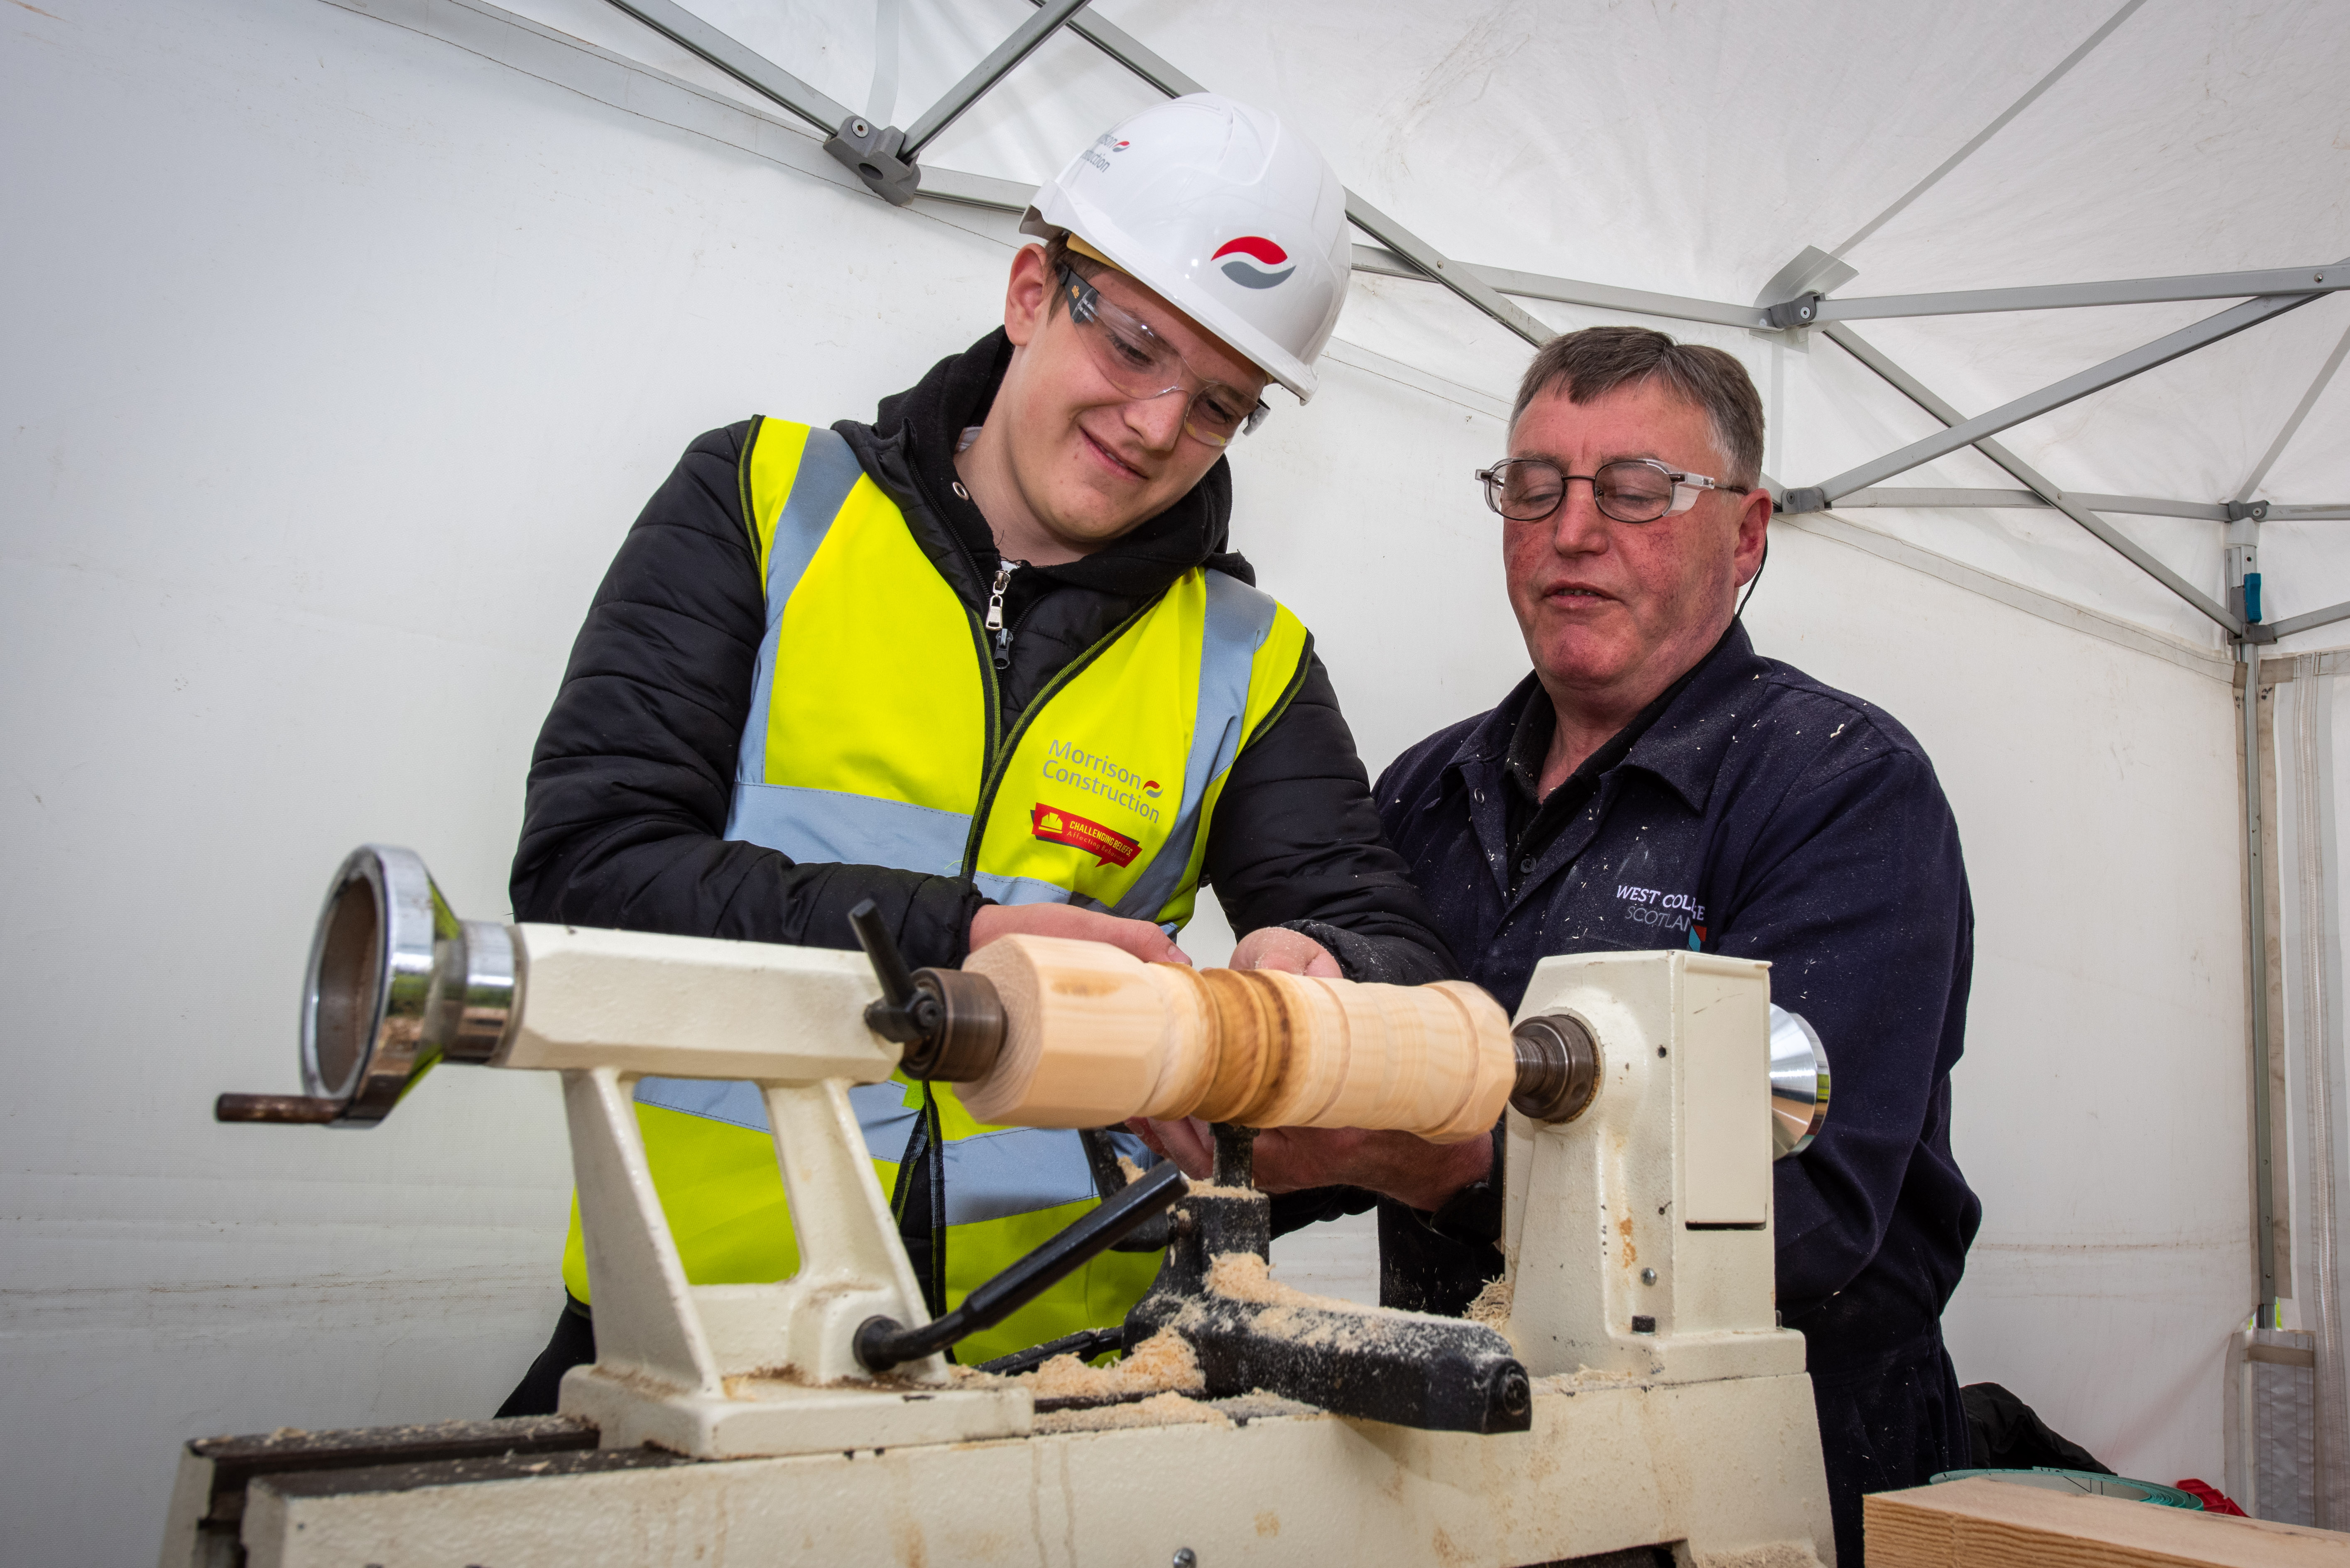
top-left (1475, 457), bottom-right (1751, 524)
top-left (1057, 266), bottom-right (1270, 448)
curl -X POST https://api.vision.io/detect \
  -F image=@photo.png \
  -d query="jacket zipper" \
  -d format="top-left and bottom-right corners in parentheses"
top-left (959, 597), bottom-right (1161, 878)
top-left (986, 560), bottom-right (1021, 669)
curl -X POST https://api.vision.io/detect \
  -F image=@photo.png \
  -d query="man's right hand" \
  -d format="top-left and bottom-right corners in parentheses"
top-left (968, 903), bottom-right (1192, 966)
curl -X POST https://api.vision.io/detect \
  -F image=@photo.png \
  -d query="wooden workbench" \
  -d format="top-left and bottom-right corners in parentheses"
top-left (1867, 1475), bottom-right (2350, 1566)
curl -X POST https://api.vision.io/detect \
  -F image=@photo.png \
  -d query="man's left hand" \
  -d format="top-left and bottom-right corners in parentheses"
top-left (1228, 925), bottom-right (1340, 976)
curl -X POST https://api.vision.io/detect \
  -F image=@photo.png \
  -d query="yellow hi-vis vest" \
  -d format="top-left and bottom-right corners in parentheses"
top-left (560, 416), bottom-right (1311, 1365)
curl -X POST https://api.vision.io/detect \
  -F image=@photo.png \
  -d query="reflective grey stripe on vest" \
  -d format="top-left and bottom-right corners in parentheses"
top-left (632, 1076), bottom-right (1097, 1225)
top-left (729, 425), bottom-right (866, 802)
top-left (730, 784), bottom-right (969, 878)
top-left (939, 1126), bottom-right (1098, 1225)
top-left (973, 869), bottom-right (1083, 907)
top-left (1109, 569), bottom-right (1282, 921)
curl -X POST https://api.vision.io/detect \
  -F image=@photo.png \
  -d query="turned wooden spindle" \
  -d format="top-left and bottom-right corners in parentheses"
top-left (959, 935), bottom-right (1514, 1142)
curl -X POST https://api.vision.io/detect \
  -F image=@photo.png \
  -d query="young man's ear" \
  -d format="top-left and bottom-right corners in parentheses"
top-left (1003, 244), bottom-right (1054, 348)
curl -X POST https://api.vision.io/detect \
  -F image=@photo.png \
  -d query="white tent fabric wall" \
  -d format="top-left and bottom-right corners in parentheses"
top-left (2273, 656), bottom-right (2350, 1525)
top-left (1, 0), bottom-right (2344, 1560)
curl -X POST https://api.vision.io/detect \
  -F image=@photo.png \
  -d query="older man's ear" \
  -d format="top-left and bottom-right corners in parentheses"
top-left (1732, 487), bottom-right (1771, 595)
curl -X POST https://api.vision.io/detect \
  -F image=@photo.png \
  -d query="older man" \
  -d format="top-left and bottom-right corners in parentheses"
top-left (1159, 326), bottom-right (1981, 1564)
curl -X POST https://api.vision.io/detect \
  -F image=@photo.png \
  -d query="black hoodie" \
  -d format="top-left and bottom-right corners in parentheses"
top-left (510, 330), bottom-right (1456, 985)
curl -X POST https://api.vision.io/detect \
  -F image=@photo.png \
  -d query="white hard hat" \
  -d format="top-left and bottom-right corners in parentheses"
top-left (1021, 94), bottom-right (1351, 403)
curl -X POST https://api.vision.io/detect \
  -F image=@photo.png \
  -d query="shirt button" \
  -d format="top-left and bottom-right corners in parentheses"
top-left (1519, 856), bottom-right (1536, 873)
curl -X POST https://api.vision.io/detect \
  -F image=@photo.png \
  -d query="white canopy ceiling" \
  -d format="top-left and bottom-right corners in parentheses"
top-left (514, 0), bottom-right (2350, 651)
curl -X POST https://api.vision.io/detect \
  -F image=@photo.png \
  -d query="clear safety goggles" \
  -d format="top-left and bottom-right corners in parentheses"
top-left (1476, 457), bottom-right (1752, 525)
top-left (1057, 265), bottom-right (1270, 449)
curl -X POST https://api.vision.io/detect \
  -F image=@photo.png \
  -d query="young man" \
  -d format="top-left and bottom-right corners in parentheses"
top-left (496, 94), bottom-right (1456, 1409)
top-left (1147, 327), bottom-right (1981, 1565)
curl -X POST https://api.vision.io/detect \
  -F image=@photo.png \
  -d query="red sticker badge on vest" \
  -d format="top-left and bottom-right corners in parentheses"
top-left (1031, 804), bottom-right (1142, 868)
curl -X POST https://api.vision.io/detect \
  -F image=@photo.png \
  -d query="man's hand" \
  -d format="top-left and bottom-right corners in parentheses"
top-left (1125, 1119), bottom-right (1493, 1213)
top-left (968, 903), bottom-right (1191, 965)
top-left (1229, 925), bottom-right (1340, 976)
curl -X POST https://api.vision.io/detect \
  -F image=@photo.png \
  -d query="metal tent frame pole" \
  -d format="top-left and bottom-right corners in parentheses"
top-left (600, 0), bottom-right (850, 130)
top-left (2245, 643), bottom-right (2280, 1318)
top-left (1811, 323), bottom-right (2246, 634)
top-left (1762, 263), bottom-right (2345, 328)
top-left (1783, 272), bottom-right (2346, 512)
top-left (600, 0), bottom-right (1096, 205)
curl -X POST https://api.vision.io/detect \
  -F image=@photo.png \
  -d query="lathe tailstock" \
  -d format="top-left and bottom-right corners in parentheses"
top-left (174, 845), bottom-right (1835, 1566)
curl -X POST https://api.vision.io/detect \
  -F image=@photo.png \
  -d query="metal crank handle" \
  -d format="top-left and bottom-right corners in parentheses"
top-left (853, 1160), bottom-right (1187, 1373)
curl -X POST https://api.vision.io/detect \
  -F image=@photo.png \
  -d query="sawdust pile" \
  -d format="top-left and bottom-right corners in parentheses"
top-left (1205, 1252), bottom-right (1360, 1314)
top-left (1691, 1544), bottom-right (1824, 1568)
top-left (1199, 1252), bottom-right (1411, 1355)
top-left (1020, 1328), bottom-right (1203, 1399)
top-left (1116, 1155), bottom-right (1146, 1184)
top-left (1034, 1389), bottom-right (1233, 1435)
top-left (1465, 1275), bottom-right (1512, 1327)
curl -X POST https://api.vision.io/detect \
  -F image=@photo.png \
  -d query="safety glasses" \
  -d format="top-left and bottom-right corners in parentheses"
top-left (1476, 457), bottom-right (1750, 524)
top-left (1058, 266), bottom-right (1270, 448)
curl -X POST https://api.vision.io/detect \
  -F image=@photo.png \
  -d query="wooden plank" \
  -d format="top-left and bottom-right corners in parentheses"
top-left (1867, 1476), bottom-right (2350, 1567)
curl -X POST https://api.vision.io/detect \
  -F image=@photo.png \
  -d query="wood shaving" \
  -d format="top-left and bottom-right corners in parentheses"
top-left (1034, 1390), bottom-right (1231, 1434)
top-left (1017, 1328), bottom-right (1203, 1399)
top-left (1691, 1544), bottom-right (1823, 1568)
top-left (1544, 1365), bottom-right (1646, 1391)
top-left (1181, 1181), bottom-right (1260, 1200)
top-left (1116, 1155), bottom-right (1145, 1184)
top-left (1205, 1251), bottom-right (1360, 1314)
top-left (1465, 1275), bottom-right (1512, 1326)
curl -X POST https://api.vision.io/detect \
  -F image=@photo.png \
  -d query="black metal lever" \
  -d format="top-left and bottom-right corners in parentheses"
top-left (854, 1161), bottom-right (1187, 1372)
top-left (848, 898), bottom-right (930, 1042)
top-left (972, 1323), bottom-right (1127, 1378)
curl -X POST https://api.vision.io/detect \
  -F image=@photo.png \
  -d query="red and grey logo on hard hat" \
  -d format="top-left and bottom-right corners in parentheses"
top-left (1213, 237), bottom-right (1294, 290)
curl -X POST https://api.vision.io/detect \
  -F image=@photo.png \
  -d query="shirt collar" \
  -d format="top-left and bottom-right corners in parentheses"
top-left (1447, 620), bottom-right (1764, 812)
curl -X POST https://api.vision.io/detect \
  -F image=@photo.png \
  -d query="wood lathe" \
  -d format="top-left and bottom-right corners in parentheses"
top-left (172, 844), bottom-right (1838, 1566)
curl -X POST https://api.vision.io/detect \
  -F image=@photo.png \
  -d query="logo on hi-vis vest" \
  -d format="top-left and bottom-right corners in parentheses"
top-left (1214, 237), bottom-right (1295, 289)
top-left (1040, 740), bottom-right (1163, 826)
top-left (1033, 805), bottom-right (1142, 868)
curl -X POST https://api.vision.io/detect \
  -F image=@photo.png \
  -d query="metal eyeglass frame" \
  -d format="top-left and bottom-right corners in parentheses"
top-left (1475, 457), bottom-right (1752, 524)
top-left (1056, 264), bottom-right (1270, 448)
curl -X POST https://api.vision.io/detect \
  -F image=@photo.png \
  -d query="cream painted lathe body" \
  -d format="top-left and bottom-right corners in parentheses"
top-left (181, 852), bottom-right (1833, 1566)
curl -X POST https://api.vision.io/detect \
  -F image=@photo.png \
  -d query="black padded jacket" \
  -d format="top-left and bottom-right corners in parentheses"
top-left (510, 329), bottom-right (1457, 988)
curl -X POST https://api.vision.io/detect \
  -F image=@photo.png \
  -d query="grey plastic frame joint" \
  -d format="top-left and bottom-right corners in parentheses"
top-left (1777, 487), bottom-right (1829, 516)
top-left (825, 118), bottom-right (921, 207)
top-left (2226, 499), bottom-right (2271, 523)
top-left (1760, 293), bottom-right (1825, 330)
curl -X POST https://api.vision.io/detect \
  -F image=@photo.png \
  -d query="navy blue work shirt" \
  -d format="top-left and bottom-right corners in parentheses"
top-left (1375, 621), bottom-right (1981, 1370)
